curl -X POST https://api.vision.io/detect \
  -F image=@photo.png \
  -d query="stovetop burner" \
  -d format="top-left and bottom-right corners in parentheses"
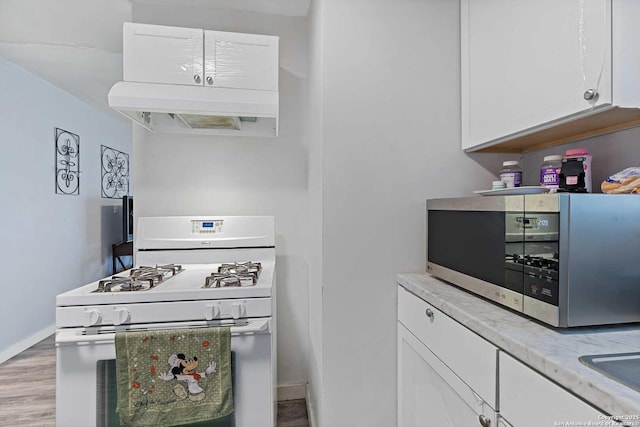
top-left (203, 262), bottom-right (262, 288)
top-left (93, 264), bottom-right (184, 293)
top-left (218, 262), bottom-right (261, 277)
top-left (131, 264), bottom-right (184, 279)
top-left (94, 276), bottom-right (156, 293)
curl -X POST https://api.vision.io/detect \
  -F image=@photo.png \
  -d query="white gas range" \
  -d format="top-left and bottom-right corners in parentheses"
top-left (55, 216), bottom-right (276, 427)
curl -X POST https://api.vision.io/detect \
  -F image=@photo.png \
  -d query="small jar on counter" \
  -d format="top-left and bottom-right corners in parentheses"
top-left (500, 160), bottom-right (522, 188)
top-left (539, 155), bottom-right (563, 192)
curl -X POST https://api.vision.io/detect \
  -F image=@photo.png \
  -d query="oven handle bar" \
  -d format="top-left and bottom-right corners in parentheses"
top-left (56, 319), bottom-right (269, 344)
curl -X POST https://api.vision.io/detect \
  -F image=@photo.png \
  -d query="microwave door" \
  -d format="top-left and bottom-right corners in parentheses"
top-left (427, 207), bottom-right (525, 312)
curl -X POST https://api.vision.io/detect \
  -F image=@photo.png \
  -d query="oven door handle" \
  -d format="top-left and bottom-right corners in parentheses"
top-left (56, 319), bottom-right (270, 344)
top-left (231, 318), bottom-right (269, 334)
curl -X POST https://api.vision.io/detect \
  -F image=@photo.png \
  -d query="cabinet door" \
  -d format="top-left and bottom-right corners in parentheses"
top-left (499, 352), bottom-right (616, 427)
top-left (398, 323), bottom-right (496, 427)
top-left (123, 22), bottom-right (204, 86)
top-left (461, 0), bottom-right (612, 150)
top-left (397, 287), bottom-right (497, 408)
top-left (205, 31), bottom-right (278, 91)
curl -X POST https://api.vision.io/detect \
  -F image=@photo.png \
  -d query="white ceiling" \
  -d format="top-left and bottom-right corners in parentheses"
top-left (134, 0), bottom-right (310, 17)
top-left (0, 0), bottom-right (309, 120)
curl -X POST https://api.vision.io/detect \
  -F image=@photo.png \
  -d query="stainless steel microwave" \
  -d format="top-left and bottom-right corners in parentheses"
top-left (427, 193), bottom-right (640, 327)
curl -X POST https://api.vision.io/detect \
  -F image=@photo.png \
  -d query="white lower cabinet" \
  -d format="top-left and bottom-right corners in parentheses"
top-left (397, 286), bottom-right (618, 427)
top-left (397, 287), bottom-right (497, 427)
top-left (398, 324), bottom-right (496, 427)
top-left (499, 352), bottom-right (618, 427)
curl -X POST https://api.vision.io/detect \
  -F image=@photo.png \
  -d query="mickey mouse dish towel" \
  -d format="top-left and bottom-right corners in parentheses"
top-left (115, 327), bottom-right (233, 427)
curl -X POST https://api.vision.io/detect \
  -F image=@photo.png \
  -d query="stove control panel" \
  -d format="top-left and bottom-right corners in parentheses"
top-left (192, 220), bottom-right (224, 234)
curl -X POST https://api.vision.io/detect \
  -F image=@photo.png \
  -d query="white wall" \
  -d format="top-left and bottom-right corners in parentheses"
top-left (306, 0), bottom-right (324, 423)
top-left (0, 57), bottom-right (132, 361)
top-left (309, 1), bottom-right (509, 425)
top-left (131, 4), bottom-right (310, 388)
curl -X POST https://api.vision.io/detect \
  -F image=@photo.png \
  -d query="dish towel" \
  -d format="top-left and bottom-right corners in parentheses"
top-left (115, 327), bottom-right (233, 427)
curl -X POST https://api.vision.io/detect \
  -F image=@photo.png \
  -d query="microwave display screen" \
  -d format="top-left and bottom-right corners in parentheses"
top-left (516, 217), bottom-right (538, 229)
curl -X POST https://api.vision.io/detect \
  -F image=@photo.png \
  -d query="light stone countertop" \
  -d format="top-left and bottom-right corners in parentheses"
top-left (398, 272), bottom-right (640, 418)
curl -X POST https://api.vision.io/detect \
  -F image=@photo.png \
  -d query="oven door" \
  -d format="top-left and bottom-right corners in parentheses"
top-left (56, 319), bottom-right (274, 427)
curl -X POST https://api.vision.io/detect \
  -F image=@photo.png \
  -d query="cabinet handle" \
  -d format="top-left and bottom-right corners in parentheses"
top-left (206, 76), bottom-right (213, 85)
top-left (425, 308), bottom-right (434, 319)
top-left (479, 414), bottom-right (491, 427)
top-left (194, 75), bottom-right (202, 84)
top-left (583, 89), bottom-right (598, 101)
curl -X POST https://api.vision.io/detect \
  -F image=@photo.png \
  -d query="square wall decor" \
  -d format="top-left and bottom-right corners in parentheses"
top-left (55, 128), bottom-right (80, 195)
top-left (101, 145), bottom-right (130, 198)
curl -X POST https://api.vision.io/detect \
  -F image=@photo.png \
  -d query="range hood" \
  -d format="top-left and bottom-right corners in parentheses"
top-left (108, 81), bottom-right (279, 137)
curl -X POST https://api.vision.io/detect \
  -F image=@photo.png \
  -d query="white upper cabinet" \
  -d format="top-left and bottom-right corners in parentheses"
top-left (205, 31), bottom-right (279, 91)
top-left (461, 0), bottom-right (640, 152)
top-left (123, 23), bottom-right (204, 86)
top-left (123, 23), bottom-right (278, 91)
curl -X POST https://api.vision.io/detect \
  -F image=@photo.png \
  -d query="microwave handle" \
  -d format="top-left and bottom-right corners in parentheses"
top-left (56, 319), bottom-right (270, 344)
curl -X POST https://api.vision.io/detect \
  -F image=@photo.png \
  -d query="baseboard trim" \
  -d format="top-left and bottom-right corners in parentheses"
top-left (306, 385), bottom-right (317, 427)
top-left (277, 382), bottom-right (307, 401)
top-left (0, 324), bottom-right (55, 365)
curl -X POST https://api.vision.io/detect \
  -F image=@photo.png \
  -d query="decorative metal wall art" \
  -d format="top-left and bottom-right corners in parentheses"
top-left (101, 145), bottom-right (130, 198)
top-left (55, 128), bottom-right (80, 195)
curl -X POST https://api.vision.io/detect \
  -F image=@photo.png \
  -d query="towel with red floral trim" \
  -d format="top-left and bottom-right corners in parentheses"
top-left (115, 327), bottom-right (232, 426)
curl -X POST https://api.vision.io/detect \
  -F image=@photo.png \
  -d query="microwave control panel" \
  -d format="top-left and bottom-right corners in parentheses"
top-left (505, 212), bottom-right (559, 242)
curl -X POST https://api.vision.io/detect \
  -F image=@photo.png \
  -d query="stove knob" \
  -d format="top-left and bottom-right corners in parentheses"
top-left (113, 307), bottom-right (130, 325)
top-left (230, 302), bottom-right (244, 320)
top-left (204, 303), bottom-right (219, 321)
top-left (82, 308), bottom-right (102, 327)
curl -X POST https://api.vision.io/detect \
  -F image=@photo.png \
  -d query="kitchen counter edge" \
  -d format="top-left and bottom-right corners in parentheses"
top-left (397, 272), bottom-right (640, 417)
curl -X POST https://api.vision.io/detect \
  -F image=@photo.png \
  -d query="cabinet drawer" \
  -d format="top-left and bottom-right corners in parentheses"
top-left (397, 286), bottom-right (497, 408)
top-left (499, 352), bottom-right (615, 427)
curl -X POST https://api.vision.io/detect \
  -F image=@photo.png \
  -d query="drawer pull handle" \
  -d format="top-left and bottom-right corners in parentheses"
top-left (479, 414), bottom-right (491, 427)
top-left (425, 308), bottom-right (434, 319)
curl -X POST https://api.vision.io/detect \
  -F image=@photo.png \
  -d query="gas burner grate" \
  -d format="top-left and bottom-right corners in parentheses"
top-left (203, 272), bottom-right (256, 288)
top-left (218, 262), bottom-right (261, 278)
top-left (93, 264), bottom-right (184, 293)
top-left (94, 277), bottom-right (154, 293)
top-left (202, 261), bottom-right (262, 288)
top-left (131, 264), bottom-right (184, 279)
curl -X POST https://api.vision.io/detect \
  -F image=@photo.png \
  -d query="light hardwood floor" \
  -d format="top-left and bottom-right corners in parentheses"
top-left (0, 336), bottom-right (56, 426)
top-left (0, 336), bottom-right (308, 427)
